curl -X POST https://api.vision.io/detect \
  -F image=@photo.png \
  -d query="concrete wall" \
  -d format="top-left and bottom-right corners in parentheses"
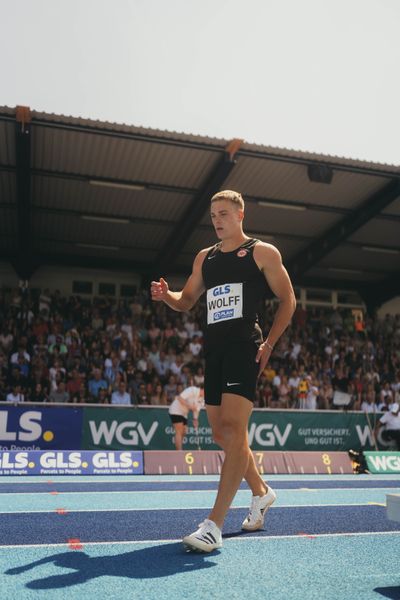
top-left (0, 262), bottom-right (140, 297)
top-left (377, 296), bottom-right (400, 317)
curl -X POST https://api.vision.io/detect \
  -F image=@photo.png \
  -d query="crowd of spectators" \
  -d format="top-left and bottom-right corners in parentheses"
top-left (0, 284), bottom-right (399, 412)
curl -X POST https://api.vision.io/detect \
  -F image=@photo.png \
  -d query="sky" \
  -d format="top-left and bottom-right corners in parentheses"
top-left (1, 0), bottom-right (399, 165)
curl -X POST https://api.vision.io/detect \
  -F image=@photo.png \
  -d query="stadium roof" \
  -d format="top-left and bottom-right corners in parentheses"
top-left (0, 105), bottom-right (399, 309)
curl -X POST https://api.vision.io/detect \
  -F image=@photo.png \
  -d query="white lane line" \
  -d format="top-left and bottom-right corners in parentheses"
top-left (1, 530), bottom-right (399, 550)
top-left (1, 475), bottom-right (399, 484)
top-left (0, 502), bottom-right (386, 515)
top-left (0, 486), bottom-right (399, 496)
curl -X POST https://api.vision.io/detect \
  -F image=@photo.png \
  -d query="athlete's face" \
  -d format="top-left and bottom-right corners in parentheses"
top-left (210, 200), bottom-right (243, 239)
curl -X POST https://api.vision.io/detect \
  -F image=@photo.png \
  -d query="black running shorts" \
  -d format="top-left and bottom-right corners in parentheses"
top-left (169, 414), bottom-right (188, 425)
top-left (204, 340), bottom-right (260, 405)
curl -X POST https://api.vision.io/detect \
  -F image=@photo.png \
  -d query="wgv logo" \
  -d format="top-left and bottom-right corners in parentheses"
top-left (248, 423), bottom-right (292, 447)
top-left (356, 425), bottom-right (390, 448)
top-left (0, 411), bottom-right (42, 442)
top-left (89, 420), bottom-right (158, 447)
top-left (368, 455), bottom-right (400, 472)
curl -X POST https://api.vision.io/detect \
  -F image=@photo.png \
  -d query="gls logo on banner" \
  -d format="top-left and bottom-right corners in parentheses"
top-left (89, 420), bottom-right (158, 447)
top-left (0, 411), bottom-right (42, 442)
top-left (248, 423), bottom-right (292, 447)
top-left (0, 408), bottom-right (83, 450)
top-left (0, 450), bottom-right (143, 475)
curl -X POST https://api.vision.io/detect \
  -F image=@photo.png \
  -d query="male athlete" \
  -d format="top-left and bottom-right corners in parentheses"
top-left (151, 190), bottom-right (296, 552)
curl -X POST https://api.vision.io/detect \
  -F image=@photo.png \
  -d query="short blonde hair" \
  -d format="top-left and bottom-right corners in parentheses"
top-left (211, 190), bottom-right (244, 210)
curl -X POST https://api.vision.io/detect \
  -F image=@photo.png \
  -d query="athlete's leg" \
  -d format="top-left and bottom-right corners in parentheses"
top-left (206, 393), bottom-right (255, 529)
top-left (207, 404), bottom-right (267, 497)
top-left (173, 422), bottom-right (186, 450)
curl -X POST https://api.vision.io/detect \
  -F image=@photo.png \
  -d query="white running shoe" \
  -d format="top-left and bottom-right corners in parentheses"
top-left (241, 487), bottom-right (277, 531)
top-left (183, 518), bottom-right (223, 553)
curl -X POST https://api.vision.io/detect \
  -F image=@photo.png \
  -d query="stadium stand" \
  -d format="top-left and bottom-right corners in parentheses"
top-left (0, 285), bottom-right (399, 410)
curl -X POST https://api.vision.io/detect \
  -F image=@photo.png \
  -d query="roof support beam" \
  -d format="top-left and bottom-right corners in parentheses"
top-left (154, 140), bottom-right (243, 274)
top-left (1, 112), bottom-right (399, 179)
top-left (12, 106), bottom-right (36, 281)
top-left (2, 164), bottom-right (400, 222)
top-left (288, 179), bottom-right (400, 279)
top-left (2, 251), bottom-right (178, 276)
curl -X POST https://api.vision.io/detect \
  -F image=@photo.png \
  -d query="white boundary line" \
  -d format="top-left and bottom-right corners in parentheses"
top-left (1, 530), bottom-right (400, 550)
top-left (0, 502), bottom-right (385, 514)
top-left (1, 475), bottom-right (399, 484)
top-left (0, 486), bottom-right (399, 496)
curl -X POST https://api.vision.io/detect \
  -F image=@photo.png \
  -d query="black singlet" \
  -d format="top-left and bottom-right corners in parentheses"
top-left (201, 238), bottom-right (270, 346)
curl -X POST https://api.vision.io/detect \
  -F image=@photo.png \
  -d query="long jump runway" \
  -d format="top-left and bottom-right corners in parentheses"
top-left (0, 474), bottom-right (399, 600)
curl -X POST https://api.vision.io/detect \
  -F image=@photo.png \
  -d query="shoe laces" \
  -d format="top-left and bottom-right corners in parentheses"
top-left (249, 496), bottom-right (260, 516)
top-left (197, 519), bottom-right (218, 534)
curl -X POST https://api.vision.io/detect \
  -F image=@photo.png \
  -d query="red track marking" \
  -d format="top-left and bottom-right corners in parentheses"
top-left (68, 538), bottom-right (83, 550)
top-left (49, 491), bottom-right (59, 495)
top-left (297, 532), bottom-right (316, 539)
top-left (55, 508), bottom-right (68, 515)
top-left (46, 480), bottom-right (54, 484)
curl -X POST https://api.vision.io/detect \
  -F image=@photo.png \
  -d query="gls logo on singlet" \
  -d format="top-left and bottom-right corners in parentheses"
top-left (213, 285), bottom-right (231, 296)
top-left (207, 283), bottom-right (243, 325)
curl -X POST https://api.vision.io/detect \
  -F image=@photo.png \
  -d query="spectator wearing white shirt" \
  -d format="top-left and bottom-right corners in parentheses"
top-left (189, 335), bottom-right (202, 358)
top-left (136, 348), bottom-right (150, 373)
top-left (10, 348), bottom-right (30, 365)
top-left (170, 355), bottom-right (185, 378)
top-left (302, 377), bottom-right (319, 410)
top-left (379, 382), bottom-right (393, 406)
top-left (49, 360), bottom-right (66, 392)
top-left (288, 369), bottom-right (300, 390)
top-left (191, 322), bottom-right (203, 339)
top-left (111, 381), bottom-right (132, 405)
top-left (375, 403), bottom-right (400, 450)
top-left (272, 367), bottom-right (285, 388)
top-left (6, 385), bottom-right (24, 403)
top-left (361, 394), bottom-right (378, 413)
top-left (290, 340), bottom-right (302, 361)
top-left (194, 366), bottom-right (205, 386)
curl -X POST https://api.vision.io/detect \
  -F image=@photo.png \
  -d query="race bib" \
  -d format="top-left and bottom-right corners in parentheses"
top-left (207, 283), bottom-right (243, 325)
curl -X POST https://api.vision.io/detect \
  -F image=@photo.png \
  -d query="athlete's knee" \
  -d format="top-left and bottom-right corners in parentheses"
top-left (218, 419), bottom-right (248, 449)
top-left (212, 429), bottom-right (225, 449)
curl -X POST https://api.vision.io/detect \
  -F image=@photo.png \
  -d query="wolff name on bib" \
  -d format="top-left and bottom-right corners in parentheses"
top-left (207, 283), bottom-right (243, 324)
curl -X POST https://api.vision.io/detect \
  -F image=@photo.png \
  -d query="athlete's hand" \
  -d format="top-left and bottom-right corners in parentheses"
top-left (256, 341), bottom-right (273, 378)
top-left (151, 277), bottom-right (169, 302)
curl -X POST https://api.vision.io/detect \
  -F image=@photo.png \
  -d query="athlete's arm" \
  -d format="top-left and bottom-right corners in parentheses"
top-left (151, 249), bottom-right (208, 312)
top-left (254, 242), bottom-right (297, 374)
top-left (177, 395), bottom-right (190, 408)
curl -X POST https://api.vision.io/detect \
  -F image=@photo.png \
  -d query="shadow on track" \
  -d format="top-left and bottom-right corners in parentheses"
top-left (5, 542), bottom-right (218, 590)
